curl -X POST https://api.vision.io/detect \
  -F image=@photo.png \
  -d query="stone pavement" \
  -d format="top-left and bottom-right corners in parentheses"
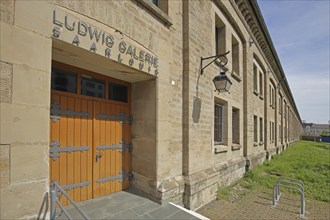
top-left (56, 188), bottom-right (208, 220)
top-left (198, 189), bottom-right (330, 220)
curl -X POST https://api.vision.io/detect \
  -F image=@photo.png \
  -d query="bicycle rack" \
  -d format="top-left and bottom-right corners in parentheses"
top-left (272, 176), bottom-right (305, 218)
top-left (50, 180), bottom-right (90, 220)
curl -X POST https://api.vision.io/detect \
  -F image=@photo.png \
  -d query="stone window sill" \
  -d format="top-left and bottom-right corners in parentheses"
top-left (253, 90), bottom-right (259, 96)
top-left (253, 142), bottom-right (258, 147)
top-left (214, 145), bottom-right (228, 154)
top-left (259, 141), bottom-right (264, 146)
top-left (137, 0), bottom-right (173, 27)
top-left (231, 144), bottom-right (242, 151)
top-left (231, 71), bottom-right (242, 82)
top-left (259, 95), bottom-right (264, 100)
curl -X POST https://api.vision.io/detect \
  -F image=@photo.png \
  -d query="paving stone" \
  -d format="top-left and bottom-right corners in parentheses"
top-left (137, 214), bottom-right (154, 219)
top-left (131, 200), bottom-right (162, 215)
top-left (148, 203), bottom-right (181, 219)
top-left (109, 209), bottom-right (139, 219)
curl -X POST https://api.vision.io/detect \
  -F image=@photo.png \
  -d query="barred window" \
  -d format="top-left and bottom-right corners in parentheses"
top-left (259, 71), bottom-right (263, 96)
top-left (254, 115), bottom-right (258, 142)
top-left (259, 117), bottom-right (263, 142)
top-left (214, 104), bottom-right (223, 144)
top-left (232, 108), bottom-right (239, 144)
top-left (253, 64), bottom-right (258, 92)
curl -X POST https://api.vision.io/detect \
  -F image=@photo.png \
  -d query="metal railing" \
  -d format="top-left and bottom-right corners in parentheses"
top-left (50, 181), bottom-right (90, 220)
top-left (272, 177), bottom-right (305, 218)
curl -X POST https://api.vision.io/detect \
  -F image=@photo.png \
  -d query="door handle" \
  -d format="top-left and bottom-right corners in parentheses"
top-left (96, 152), bottom-right (102, 162)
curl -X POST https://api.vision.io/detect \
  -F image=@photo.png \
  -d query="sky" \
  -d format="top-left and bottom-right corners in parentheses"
top-left (257, 0), bottom-right (330, 124)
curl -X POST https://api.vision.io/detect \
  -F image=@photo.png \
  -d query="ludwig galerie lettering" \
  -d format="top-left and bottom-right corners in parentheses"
top-left (52, 10), bottom-right (159, 74)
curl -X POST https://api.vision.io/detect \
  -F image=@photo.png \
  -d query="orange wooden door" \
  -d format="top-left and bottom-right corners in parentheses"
top-left (93, 100), bottom-right (132, 198)
top-left (50, 93), bottom-right (93, 205)
top-left (50, 93), bottom-right (131, 204)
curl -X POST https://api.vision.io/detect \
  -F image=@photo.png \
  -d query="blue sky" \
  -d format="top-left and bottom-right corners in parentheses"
top-left (258, 0), bottom-right (330, 124)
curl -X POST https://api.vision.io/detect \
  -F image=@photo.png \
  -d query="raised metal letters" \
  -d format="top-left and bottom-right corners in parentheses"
top-left (96, 170), bottom-right (132, 183)
top-left (51, 9), bottom-right (160, 76)
top-left (129, 58), bottom-right (134, 66)
top-left (90, 42), bottom-right (97, 52)
top-left (105, 48), bottom-right (111, 58)
top-left (72, 35), bottom-right (80, 46)
top-left (49, 140), bottom-right (90, 160)
top-left (97, 111), bottom-right (132, 125)
top-left (50, 102), bottom-right (89, 122)
top-left (65, 15), bottom-right (75, 31)
top-left (61, 181), bottom-right (90, 191)
top-left (139, 62), bottom-right (144, 70)
top-left (96, 140), bottom-right (132, 154)
top-left (118, 54), bottom-right (123, 63)
top-left (52, 27), bottom-right (61, 38)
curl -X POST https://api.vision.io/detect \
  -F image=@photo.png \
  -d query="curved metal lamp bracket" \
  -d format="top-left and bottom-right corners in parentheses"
top-left (200, 51), bottom-right (230, 75)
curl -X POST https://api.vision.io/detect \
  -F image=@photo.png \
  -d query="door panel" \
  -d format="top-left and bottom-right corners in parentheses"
top-left (50, 94), bottom-right (94, 205)
top-left (92, 101), bottom-right (131, 198)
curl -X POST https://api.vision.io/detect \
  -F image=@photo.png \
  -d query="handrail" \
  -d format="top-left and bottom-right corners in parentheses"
top-left (50, 181), bottom-right (90, 220)
top-left (272, 177), bottom-right (305, 218)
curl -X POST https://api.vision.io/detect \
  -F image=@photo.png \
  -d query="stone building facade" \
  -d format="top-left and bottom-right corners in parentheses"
top-left (0, 0), bottom-right (302, 219)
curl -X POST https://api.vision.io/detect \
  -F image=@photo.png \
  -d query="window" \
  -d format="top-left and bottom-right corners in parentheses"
top-left (51, 67), bottom-right (77, 93)
top-left (254, 115), bottom-right (258, 142)
top-left (279, 95), bottom-right (282, 114)
top-left (148, 0), bottom-right (168, 14)
top-left (269, 85), bottom-right (272, 105)
top-left (270, 121), bottom-right (275, 142)
top-left (150, 0), bottom-right (158, 5)
top-left (81, 75), bottom-right (106, 98)
top-left (232, 35), bottom-right (239, 75)
top-left (109, 83), bottom-right (128, 103)
top-left (139, 0), bottom-right (171, 26)
top-left (252, 58), bottom-right (264, 97)
top-left (259, 71), bottom-right (263, 97)
top-left (215, 17), bottom-right (226, 55)
top-left (232, 108), bottom-right (239, 144)
top-left (253, 64), bottom-right (258, 92)
top-left (259, 117), bottom-right (263, 142)
top-left (214, 104), bottom-right (224, 144)
top-left (279, 124), bottom-right (282, 142)
top-left (272, 122), bottom-right (275, 141)
top-left (269, 82), bottom-right (275, 107)
top-left (52, 62), bottom-right (130, 102)
top-left (270, 121), bottom-right (272, 141)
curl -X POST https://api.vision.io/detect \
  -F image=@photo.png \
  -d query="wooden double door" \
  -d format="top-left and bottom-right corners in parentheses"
top-left (49, 92), bottom-right (132, 205)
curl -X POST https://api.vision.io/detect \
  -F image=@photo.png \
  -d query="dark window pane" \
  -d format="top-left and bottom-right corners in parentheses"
top-left (109, 83), bottom-right (128, 103)
top-left (150, 0), bottom-right (158, 6)
top-left (51, 67), bottom-right (77, 93)
top-left (81, 75), bottom-right (105, 98)
top-left (214, 104), bottom-right (223, 144)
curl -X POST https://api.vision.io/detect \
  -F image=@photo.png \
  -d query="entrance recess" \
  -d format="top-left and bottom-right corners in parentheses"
top-left (49, 62), bottom-right (132, 205)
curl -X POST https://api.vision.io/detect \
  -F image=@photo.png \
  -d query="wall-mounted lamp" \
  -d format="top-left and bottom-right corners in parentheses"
top-left (200, 51), bottom-right (232, 93)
